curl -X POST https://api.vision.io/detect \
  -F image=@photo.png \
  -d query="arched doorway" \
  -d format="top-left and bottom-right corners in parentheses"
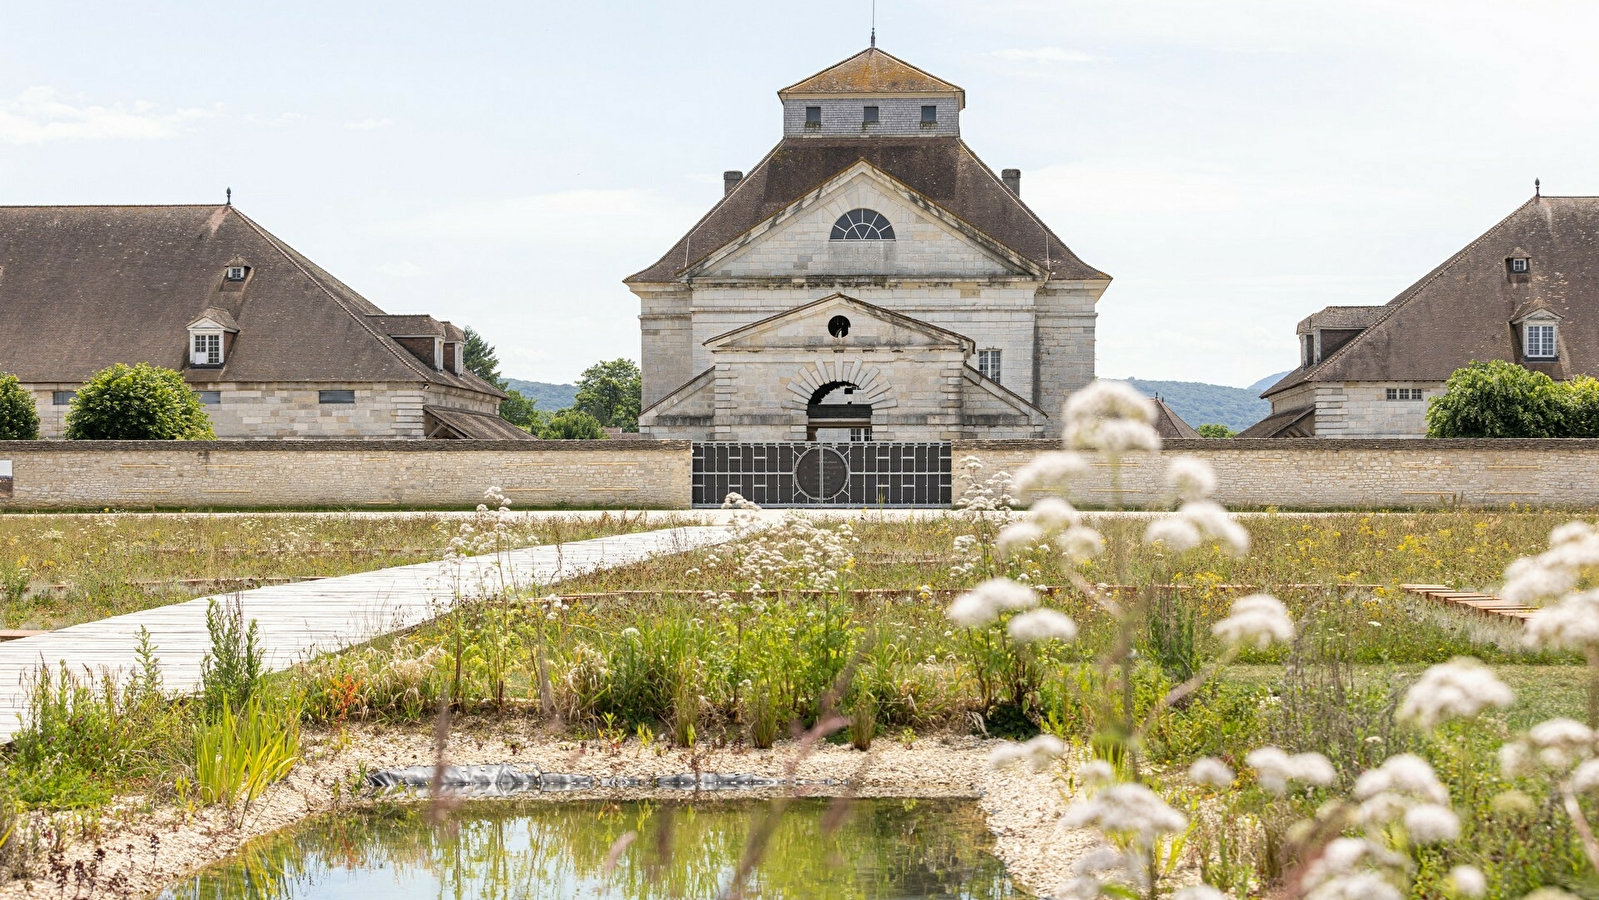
top-left (806, 381), bottom-right (872, 441)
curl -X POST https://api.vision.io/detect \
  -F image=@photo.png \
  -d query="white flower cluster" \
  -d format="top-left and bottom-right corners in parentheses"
top-left (1245, 746), bottom-right (1335, 795)
top-left (1061, 782), bottom-right (1188, 849)
top-left (1502, 520), bottom-right (1599, 603)
top-left (1500, 717), bottom-right (1599, 777)
top-left (1062, 381), bottom-right (1162, 456)
top-left (1353, 753), bottom-right (1456, 841)
top-left (1212, 594), bottom-right (1295, 649)
top-left (1139, 456), bottom-right (1249, 556)
top-left (1188, 756), bottom-right (1235, 788)
top-left (1010, 450), bottom-right (1091, 502)
top-left (736, 513), bottom-right (855, 593)
top-left (1526, 590), bottom-right (1599, 652)
top-left (945, 578), bottom-right (1078, 644)
top-left (1053, 844), bottom-right (1138, 900)
top-left (996, 495), bottom-right (1105, 565)
top-left (952, 455), bottom-right (1018, 521)
top-left (1299, 839), bottom-right (1407, 900)
top-left (1396, 657), bottom-right (1514, 729)
top-left (988, 734), bottom-right (1067, 773)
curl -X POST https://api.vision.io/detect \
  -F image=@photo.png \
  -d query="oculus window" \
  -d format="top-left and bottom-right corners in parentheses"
top-left (830, 209), bottom-right (895, 241)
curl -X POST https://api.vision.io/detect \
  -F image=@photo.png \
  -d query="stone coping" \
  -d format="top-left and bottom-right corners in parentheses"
top-left (953, 438), bottom-right (1599, 451)
top-left (0, 439), bottom-right (688, 453)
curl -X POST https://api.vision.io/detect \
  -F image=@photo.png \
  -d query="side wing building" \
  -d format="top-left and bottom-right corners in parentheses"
top-left (628, 48), bottom-right (1109, 442)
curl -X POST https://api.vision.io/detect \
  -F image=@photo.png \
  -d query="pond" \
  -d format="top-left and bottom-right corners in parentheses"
top-left (162, 796), bottom-right (1021, 899)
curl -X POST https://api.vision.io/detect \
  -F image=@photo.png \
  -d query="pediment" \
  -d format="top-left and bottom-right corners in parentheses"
top-left (186, 308), bottom-right (238, 332)
top-left (707, 293), bottom-right (975, 352)
top-left (685, 160), bottom-right (1042, 281)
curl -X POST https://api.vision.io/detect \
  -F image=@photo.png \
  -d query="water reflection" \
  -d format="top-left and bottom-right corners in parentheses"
top-left (163, 797), bottom-right (1020, 900)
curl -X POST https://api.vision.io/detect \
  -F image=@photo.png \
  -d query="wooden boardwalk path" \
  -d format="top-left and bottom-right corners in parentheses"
top-left (1402, 583), bottom-right (1536, 622)
top-left (0, 525), bottom-right (737, 742)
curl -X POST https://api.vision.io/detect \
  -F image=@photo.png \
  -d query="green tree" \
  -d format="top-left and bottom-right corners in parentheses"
top-left (65, 363), bottom-right (215, 440)
top-left (462, 328), bottom-right (503, 387)
top-left (1425, 360), bottom-right (1562, 438)
top-left (498, 388), bottom-right (543, 433)
top-left (0, 374), bottom-right (39, 440)
top-left (1561, 375), bottom-right (1599, 437)
top-left (574, 358), bottom-right (642, 431)
top-left (1196, 423), bottom-right (1235, 438)
top-left (540, 409), bottom-right (606, 440)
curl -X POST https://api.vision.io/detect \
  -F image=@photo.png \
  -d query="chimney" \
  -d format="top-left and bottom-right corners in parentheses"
top-left (723, 170), bottom-right (744, 196)
top-left (1001, 169), bottom-right (1021, 197)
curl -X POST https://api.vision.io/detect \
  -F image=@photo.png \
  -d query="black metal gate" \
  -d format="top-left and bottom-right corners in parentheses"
top-left (691, 442), bottom-right (952, 508)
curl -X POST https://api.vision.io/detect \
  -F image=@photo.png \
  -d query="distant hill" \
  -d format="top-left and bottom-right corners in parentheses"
top-left (504, 379), bottom-right (578, 411)
top-left (1247, 370), bottom-right (1292, 394)
top-left (1119, 378), bottom-right (1273, 432)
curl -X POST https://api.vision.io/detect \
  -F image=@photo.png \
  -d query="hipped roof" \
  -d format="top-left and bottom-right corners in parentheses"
top-left (778, 47), bottom-right (964, 106)
top-left (628, 137), bottom-right (1105, 284)
top-left (0, 204), bottom-right (501, 396)
top-left (1265, 196), bottom-right (1599, 397)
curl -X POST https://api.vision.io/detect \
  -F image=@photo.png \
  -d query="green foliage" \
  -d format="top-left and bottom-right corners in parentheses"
top-left (1196, 423), bottom-right (1235, 439)
top-left (189, 691), bottom-right (300, 812)
top-left (64, 362), bottom-right (215, 440)
top-left (573, 358), bottom-right (642, 431)
top-left (497, 388), bottom-right (542, 432)
top-left (1426, 360), bottom-right (1562, 438)
top-left (1561, 375), bottom-right (1599, 437)
top-left (0, 373), bottom-right (39, 440)
top-left (540, 408), bottom-right (606, 440)
top-left (462, 327), bottom-right (503, 387)
top-left (201, 597), bottom-right (266, 716)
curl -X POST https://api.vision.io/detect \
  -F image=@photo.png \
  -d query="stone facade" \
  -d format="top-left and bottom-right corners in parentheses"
top-left (630, 49), bottom-right (1107, 443)
top-left (0, 441), bottom-right (689, 509)
top-left (25, 382), bottom-right (499, 440)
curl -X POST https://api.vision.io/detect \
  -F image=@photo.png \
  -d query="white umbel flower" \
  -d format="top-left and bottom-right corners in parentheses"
top-left (996, 521), bottom-right (1045, 558)
top-left (1063, 382), bottom-right (1162, 455)
top-left (1144, 516), bottom-right (1203, 552)
top-left (947, 578), bottom-right (1038, 627)
top-left (1396, 657), bottom-right (1514, 729)
top-left (1178, 500), bottom-right (1251, 556)
top-left (1572, 758), bottom-right (1599, 794)
top-left (1447, 865), bottom-right (1486, 899)
top-left (1526, 717), bottom-right (1598, 770)
top-left (1303, 872), bottom-right (1403, 900)
top-left (1213, 594), bottom-right (1295, 649)
top-left (1007, 608), bottom-right (1079, 644)
top-left (1057, 526), bottom-right (1106, 563)
top-left (1188, 756), bottom-right (1235, 788)
top-left (1526, 590), bottom-right (1599, 651)
top-left (1061, 782), bottom-right (1188, 845)
top-left (1029, 496), bottom-right (1081, 531)
top-left (1166, 455), bottom-right (1218, 501)
top-left (1402, 803), bottom-right (1460, 844)
top-left (1011, 451), bottom-right (1091, 499)
top-left (989, 734), bottom-right (1067, 773)
top-left (1246, 746), bottom-right (1335, 795)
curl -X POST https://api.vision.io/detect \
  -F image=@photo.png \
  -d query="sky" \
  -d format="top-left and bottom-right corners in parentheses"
top-left (4, 1), bottom-right (1597, 389)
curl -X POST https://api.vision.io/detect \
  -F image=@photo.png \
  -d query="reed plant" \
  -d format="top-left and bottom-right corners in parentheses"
top-left (188, 691), bottom-right (302, 814)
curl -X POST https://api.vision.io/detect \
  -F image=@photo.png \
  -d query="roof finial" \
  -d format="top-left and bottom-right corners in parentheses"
top-left (225, 187), bottom-right (232, 206)
top-left (1535, 177), bottom-right (1541, 198)
top-left (870, 0), bottom-right (876, 47)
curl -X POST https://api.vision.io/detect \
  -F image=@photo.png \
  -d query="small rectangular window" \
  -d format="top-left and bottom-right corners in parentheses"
top-left (195, 391), bottom-right (221, 406)
top-left (225, 265), bottom-right (248, 281)
top-left (977, 349), bottom-right (1002, 383)
top-left (863, 105), bottom-right (879, 124)
top-left (1511, 258), bottom-right (1530, 273)
top-left (52, 390), bottom-right (75, 406)
top-left (1386, 388), bottom-right (1423, 401)
top-left (921, 104), bottom-right (937, 124)
top-left (318, 390), bottom-right (356, 405)
top-left (192, 333), bottom-right (222, 365)
top-left (1527, 324), bottom-right (1557, 359)
top-left (805, 106), bottom-right (822, 126)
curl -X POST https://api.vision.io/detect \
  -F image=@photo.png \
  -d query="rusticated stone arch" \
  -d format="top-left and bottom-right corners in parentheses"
top-left (781, 359), bottom-right (897, 412)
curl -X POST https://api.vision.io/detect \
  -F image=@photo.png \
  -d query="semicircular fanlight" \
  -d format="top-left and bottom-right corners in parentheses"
top-left (829, 208), bottom-right (895, 241)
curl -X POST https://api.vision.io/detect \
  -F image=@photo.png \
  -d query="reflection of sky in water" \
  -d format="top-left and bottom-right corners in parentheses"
top-left (162, 797), bottom-right (1019, 900)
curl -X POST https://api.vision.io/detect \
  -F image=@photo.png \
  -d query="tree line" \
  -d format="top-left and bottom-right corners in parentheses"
top-left (463, 328), bottom-right (641, 439)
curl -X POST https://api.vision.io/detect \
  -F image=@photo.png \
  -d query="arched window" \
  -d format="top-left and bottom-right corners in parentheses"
top-left (830, 209), bottom-right (895, 241)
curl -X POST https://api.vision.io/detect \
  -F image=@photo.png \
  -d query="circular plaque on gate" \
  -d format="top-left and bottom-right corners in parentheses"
top-left (794, 446), bottom-right (850, 502)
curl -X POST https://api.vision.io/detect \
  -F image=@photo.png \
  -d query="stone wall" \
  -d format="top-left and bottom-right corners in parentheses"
top-left (0, 441), bottom-right (690, 510)
top-left (952, 439), bottom-right (1599, 509)
top-left (24, 381), bottom-right (499, 440)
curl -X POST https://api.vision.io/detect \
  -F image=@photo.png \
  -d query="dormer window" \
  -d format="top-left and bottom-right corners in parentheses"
top-left (1511, 258), bottom-right (1530, 274)
top-left (1526, 322), bottom-right (1557, 359)
top-left (863, 105), bottom-right (879, 124)
top-left (192, 332), bottom-right (222, 366)
top-left (805, 106), bottom-right (822, 129)
top-left (225, 265), bottom-right (248, 281)
top-left (921, 105), bottom-right (937, 124)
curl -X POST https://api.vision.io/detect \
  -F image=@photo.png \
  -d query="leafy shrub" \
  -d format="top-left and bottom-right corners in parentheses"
top-left (540, 408), bottom-right (606, 440)
top-left (201, 596), bottom-right (265, 715)
top-left (1196, 423), bottom-right (1234, 438)
top-left (1426, 360), bottom-right (1562, 437)
top-left (0, 373), bottom-right (39, 440)
top-left (64, 362), bottom-right (215, 440)
top-left (1561, 375), bottom-right (1599, 437)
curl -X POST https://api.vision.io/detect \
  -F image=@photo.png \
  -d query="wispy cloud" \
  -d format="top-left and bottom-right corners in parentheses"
top-left (0, 88), bottom-right (214, 144)
top-left (344, 117), bottom-right (393, 130)
top-left (991, 47), bottom-right (1100, 63)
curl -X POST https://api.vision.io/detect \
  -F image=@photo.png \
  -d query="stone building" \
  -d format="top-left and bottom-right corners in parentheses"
top-left (0, 204), bottom-right (528, 440)
top-left (628, 47), bottom-right (1109, 442)
top-left (1246, 194), bottom-right (1599, 438)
